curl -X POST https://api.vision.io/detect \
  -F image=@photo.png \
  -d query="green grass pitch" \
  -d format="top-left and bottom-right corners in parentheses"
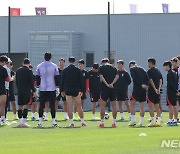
top-left (0, 112), bottom-right (180, 154)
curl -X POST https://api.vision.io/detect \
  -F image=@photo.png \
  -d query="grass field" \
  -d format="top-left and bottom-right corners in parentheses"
top-left (0, 112), bottom-right (180, 154)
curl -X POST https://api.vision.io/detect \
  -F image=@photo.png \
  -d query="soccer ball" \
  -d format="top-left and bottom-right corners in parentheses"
top-left (104, 112), bottom-right (110, 120)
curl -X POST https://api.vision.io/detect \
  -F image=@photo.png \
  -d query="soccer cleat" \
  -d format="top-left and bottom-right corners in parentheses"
top-left (82, 123), bottom-right (87, 127)
top-left (112, 123), bottom-right (117, 128)
top-left (172, 122), bottom-right (178, 126)
top-left (31, 117), bottom-right (36, 121)
top-left (148, 122), bottom-right (155, 127)
top-left (154, 121), bottom-right (161, 127)
top-left (166, 121), bottom-right (172, 126)
top-left (99, 123), bottom-right (104, 128)
top-left (37, 123), bottom-right (43, 128)
top-left (118, 117), bottom-right (125, 121)
top-left (23, 123), bottom-right (30, 127)
top-left (69, 123), bottom-right (74, 127)
top-left (177, 119), bottom-right (180, 123)
top-left (18, 123), bottom-right (24, 127)
top-left (44, 117), bottom-right (48, 121)
top-left (137, 123), bottom-right (143, 127)
top-left (13, 117), bottom-right (19, 121)
top-left (52, 123), bottom-right (59, 128)
top-left (128, 122), bottom-right (136, 126)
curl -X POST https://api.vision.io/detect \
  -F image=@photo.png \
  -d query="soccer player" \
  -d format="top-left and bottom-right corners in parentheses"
top-left (116, 60), bottom-right (131, 121)
top-left (0, 55), bottom-right (10, 125)
top-left (88, 63), bottom-right (101, 120)
top-left (36, 52), bottom-right (59, 127)
top-left (55, 58), bottom-right (69, 120)
top-left (8, 61), bottom-right (18, 120)
top-left (4, 58), bottom-right (11, 121)
top-left (16, 58), bottom-right (35, 127)
top-left (163, 61), bottom-right (179, 126)
top-left (128, 61), bottom-right (149, 126)
top-left (171, 57), bottom-right (180, 122)
top-left (73, 59), bottom-right (88, 119)
top-left (98, 58), bottom-right (119, 128)
top-left (147, 58), bottom-right (162, 127)
top-left (61, 57), bottom-right (86, 127)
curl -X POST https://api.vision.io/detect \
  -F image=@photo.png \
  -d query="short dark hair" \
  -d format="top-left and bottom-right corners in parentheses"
top-left (78, 59), bottom-right (85, 65)
top-left (171, 57), bottom-right (178, 63)
top-left (101, 58), bottom-right (109, 64)
top-left (93, 63), bottom-right (99, 69)
top-left (177, 55), bottom-right (180, 61)
top-left (59, 58), bottom-right (65, 62)
top-left (0, 55), bottom-right (8, 63)
top-left (148, 57), bottom-right (156, 65)
top-left (129, 60), bottom-right (136, 68)
top-left (44, 52), bottom-right (52, 61)
top-left (117, 60), bottom-right (124, 65)
top-left (23, 58), bottom-right (30, 65)
top-left (163, 61), bottom-right (172, 68)
top-left (69, 57), bottom-right (75, 63)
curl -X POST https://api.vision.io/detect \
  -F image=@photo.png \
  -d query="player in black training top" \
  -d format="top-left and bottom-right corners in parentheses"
top-left (147, 58), bottom-right (163, 127)
top-left (116, 60), bottom-right (131, 121)
top-left (129, 61), bottom-right (149, 126)
top-left (87, 63), bottom-right (101, 120)
top-left (0, 55), bottom-right (10, 125)
top-left (98, 58), bottom-right (119, 128)
top-left (73, 59), bottom-right (88, 119)
top-left (163, 61), bottom-right (180, 126)
top-left (61, 57), bottom-right (86, 127)
top-left (16, 58), bottom-right (35, 127)
top-left (8, 61), bottom-right (18, 120)
top-left (55, 58), bottom-right (69, 121)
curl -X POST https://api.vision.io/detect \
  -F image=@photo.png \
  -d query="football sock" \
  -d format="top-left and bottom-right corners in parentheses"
top-left (139, 117), bottom-right (144, 124)
top-left (120, 113), bottom-right (124, 118)
top-left (81, 118), bottom-right (85, 123)
top-left (131, 115), bottom-right (135, 123)
top-left (70, 119), bottom-right (74, 124)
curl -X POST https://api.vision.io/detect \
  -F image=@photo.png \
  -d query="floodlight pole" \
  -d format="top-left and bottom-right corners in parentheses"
top-left (8, 6), bottom-right (11, 58)
top-left (108, 2), bottom-right (111, 62)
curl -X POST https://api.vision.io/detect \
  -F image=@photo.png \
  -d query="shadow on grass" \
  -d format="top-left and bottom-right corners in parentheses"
top-left (116, 120), bottom-right (129, 123)
top-left (60, 126), bottom-right (81, 129)
top-left (86, 119), bottom-right (101, 122)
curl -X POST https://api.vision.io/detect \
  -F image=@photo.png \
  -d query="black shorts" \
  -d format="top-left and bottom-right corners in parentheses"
top-left (39, 91), bottom-right (56, 104)
top-left (101, 87), bottom-right (116, 102)
top-left (9, 91), bottom-right (15, 101)
top-left (90, 91), bottom-right (100, 102)
top-left (116, 90), bottom-right (129, 101)
top-left (131, 89), bottom-right (146, 102)
top-left (56, 94), bottom-right (66, 101)
top-left (0, 90), bottom-right (7, 96)
top-left (18, 92), bottom-right (31, 106)
top-left (167, 94), bottom-right (177, 106)
top-left (147, 90), bottom-right (160, 104)
top-left (65, 88), bottom-right (80, 97)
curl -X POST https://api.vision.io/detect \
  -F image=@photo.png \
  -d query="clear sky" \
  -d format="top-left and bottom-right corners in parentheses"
top-left (0, 0), bottom-right (180, 16)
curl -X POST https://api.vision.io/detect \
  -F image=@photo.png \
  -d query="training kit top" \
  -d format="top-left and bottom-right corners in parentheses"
top-left (16, 66), bottom-right (35, 93)
top-left (116, 69), bottom-right (131, 92)
top-left (88, 70), bottom-right (101, 92)
top-left (61, 64), bottom-right (83, 92)
top-left (167, 69), bottom-right (178, 94)
top-left (130, 66), bottom-right (149, 90)
top-left (99, 64), bottom-right (118, 88)
top-left (36, 61), bottom-right (59, 91)
top-left (0, 65), bottom-right (9, 94)
top-left (147, 67), bottom-right (163, 92)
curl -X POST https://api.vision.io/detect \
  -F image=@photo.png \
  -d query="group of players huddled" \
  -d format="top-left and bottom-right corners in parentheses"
top-left (0, 52), bottom-right (179, 128)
